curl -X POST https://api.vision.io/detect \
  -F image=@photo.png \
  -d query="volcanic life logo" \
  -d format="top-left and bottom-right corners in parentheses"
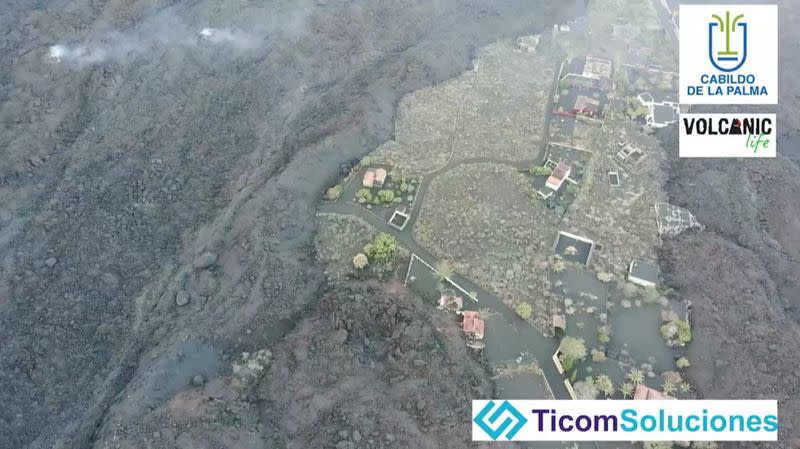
top-left (680, 5), bottom-right (777, 104)
top-left (679, 113), bottom-right (776, 158)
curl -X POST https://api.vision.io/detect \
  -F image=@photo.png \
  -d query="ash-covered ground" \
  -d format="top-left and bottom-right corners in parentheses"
top-left (0, 1), bottom-right (585, 448)
top-left (2, 0), bottom-right (800, 448)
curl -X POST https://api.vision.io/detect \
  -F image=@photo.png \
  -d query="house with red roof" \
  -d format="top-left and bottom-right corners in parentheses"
top-left (546, 162), bottom-right (572, 191)
top-left (462, 311), bottom-right (485, 340)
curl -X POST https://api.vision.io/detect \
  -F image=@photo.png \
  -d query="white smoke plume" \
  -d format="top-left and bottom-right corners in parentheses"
top-left (198, 28), bottom-right (261, 50)
top-left (49, 27), bottom-right (262, 68)
top-left (46, 7), bottom-right (276, 68)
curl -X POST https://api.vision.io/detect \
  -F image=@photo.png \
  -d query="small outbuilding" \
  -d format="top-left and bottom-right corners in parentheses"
top-left (439, 292), bottom-right (463, 312)
top-left (628, 259), bottom-right (660, 288)
top-left (373, 168), bottom-right (387, 187)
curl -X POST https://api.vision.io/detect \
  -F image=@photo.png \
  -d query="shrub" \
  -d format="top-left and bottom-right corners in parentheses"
top-left (434, 260), bottom-right (455, 281)
top-left (515, 302), bottom-right (533, 320)
top-left (661, 320), bottom-right (692, 347)
top-left (597, 271), bottom-right (614, 282)
top-left (232, 349), bottom-right (272, 388)
top-left (642, 442), bottom-right (673, 449)
top-left (355, 188), bottom-right (372, 204)
top-left (325, 185), bottom-right (343, 201)
top-left (551, 259), bottom-right (566, 273)
top-left (378, 189), bottom-right (395, 203)
top-left (558, 336), bottom-right (587, 372)
top-left (675, 357), bottom-right (691, 369)
top-left (597, 325), bottom-right (612, 344)
top-left (530, 165), bottom-right (553, 176)
top-left (573, 377), bottom-right (599, 399)
top-left (691, 442), bottom-right (718, 449)
top-left (352, 253), bottom-right (368, 269)
top-left (364, 233), bottom-right (397, 263)
top-left (565, 183), bottom-right (579, 196)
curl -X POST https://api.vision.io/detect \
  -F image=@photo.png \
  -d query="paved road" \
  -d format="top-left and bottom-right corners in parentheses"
top-left (651, 0), bottom-right (678, 44)
top-left (320, 156), bottom-right (569, 401)
top-left (319, 41), bottom-right (605, 448)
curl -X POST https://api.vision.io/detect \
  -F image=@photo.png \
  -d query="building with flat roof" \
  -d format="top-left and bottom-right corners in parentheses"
top-left (628, 259), bottom-right (660, 288)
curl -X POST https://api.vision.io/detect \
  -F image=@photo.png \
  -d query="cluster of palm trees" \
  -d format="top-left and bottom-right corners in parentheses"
top-left (618, 367), bottom-right (645, 398)
top-left (616, 367), bottom-right (692, 398)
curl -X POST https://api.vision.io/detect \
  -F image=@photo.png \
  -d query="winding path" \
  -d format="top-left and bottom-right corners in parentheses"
top-left (319, 56), bottom-right (571, 400)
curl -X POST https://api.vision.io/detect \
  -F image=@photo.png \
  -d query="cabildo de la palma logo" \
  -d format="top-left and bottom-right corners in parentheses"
top-left (680, 4), bottom-right (777, 104)
top-left (679, 4), bottom-right (778, 157)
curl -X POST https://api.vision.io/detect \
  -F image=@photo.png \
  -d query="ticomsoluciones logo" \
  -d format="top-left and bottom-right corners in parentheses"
top-left (473, 401), bottom-right (528, 440)
top-left (472, 400), bottom-right (779, 442)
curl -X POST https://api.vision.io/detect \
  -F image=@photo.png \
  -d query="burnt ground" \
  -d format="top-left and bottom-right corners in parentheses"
top-left (657, 122), bottom-right (800, 447)
top-left (0, 0), bottom-right (586, 448)
top-left (88, 280), bottom-right (504, 449)
top-left (656, 2), bottom-right (800, 445)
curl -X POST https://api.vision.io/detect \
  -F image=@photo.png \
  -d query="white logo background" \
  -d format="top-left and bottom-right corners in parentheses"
top-left (679, 113), bottom-right (776, 158)
top-left (679, 4), bottom-right (778, 104)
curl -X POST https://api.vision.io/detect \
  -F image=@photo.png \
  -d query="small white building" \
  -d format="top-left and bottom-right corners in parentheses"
top-left (637, 91), bottom-right (679, 128)
top-left (546, 162), bottom-right (572, 191)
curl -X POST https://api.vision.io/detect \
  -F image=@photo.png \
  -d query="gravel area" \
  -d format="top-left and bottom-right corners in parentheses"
top-left (372, 39), bottom-right (560, 175)
top-left (415, 163), bottom-right (560, 330)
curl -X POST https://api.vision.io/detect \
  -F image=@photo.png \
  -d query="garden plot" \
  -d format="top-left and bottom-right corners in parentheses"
top-left (414, 163), bottom-right (561, 331)
top-left (371, 39), bottom-right (560, 175)
top-left (346, 165), bottom-right (421, 222)
top-left (315, 213), bottom-right (408, 281)
top-left (370, 75), bottom-right (474, 175)
top-left (315, 214), bottom-right (379, 281)
top-left (452, 41), bottom-right (556, 162)
top-left (560, 115), bottom-right (667, 276)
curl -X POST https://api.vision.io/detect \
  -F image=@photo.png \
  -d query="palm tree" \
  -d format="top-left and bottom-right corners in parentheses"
top-left (626, 368), bottom-right (645, 386)
top-left (564, 245), bottom-right (578, 256)
top-left (679, 381), bottom-right (692, 394)
top-left (434, 259), bottom-right (455, 282)
top-left (552, 259), bottom-right (566, 273)
top-left (662, 379), bottom-right (677, 396)
top-left (619, 382), bottom-right (635, 399)
top-left (594, 374), bottom-right (614, 398)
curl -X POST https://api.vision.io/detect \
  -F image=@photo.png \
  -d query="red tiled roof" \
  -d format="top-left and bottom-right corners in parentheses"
top-left (362, 170), bottom-right (375, 187)
top-left (551, 162), bottom-right (570, 181)
top-left (462, 311), bottom-right (485, 339)
top-left (633, 384), bottom-right (674, 400)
